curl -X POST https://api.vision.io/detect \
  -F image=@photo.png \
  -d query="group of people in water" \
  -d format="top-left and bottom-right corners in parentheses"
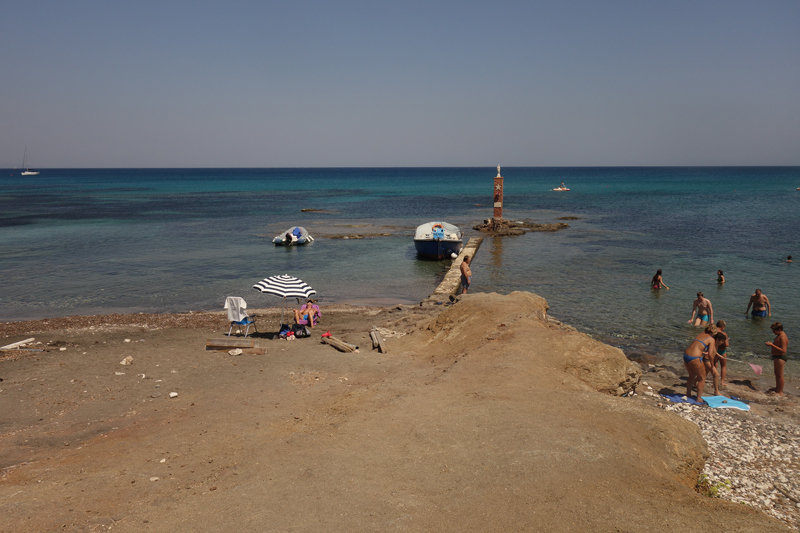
top-left (651, 269), bottom-right (790, 402)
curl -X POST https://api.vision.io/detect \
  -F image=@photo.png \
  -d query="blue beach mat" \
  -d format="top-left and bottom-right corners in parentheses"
top-left (661, 394), bottom-right (706, 406)
top-left (703, 396), bottom-right (750, 411)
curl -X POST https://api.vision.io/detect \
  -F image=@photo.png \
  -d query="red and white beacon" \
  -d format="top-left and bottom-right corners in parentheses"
top-left (493, 165), bottom-right (503, 220)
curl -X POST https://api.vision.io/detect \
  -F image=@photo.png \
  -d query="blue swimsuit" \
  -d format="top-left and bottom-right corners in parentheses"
top-left (683, 337), bottom-right (712, 364)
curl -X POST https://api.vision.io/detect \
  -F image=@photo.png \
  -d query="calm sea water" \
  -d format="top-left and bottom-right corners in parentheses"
top-left (1, 167), bottom-right (798, 374)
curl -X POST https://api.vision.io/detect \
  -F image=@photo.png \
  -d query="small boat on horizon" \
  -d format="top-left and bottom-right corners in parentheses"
top-left (552, 182), bottom-right (569, 191)
top-left (273, 226), bottom-right (314, 246)
top-left (413, 221), bottom-right (463, 260)
top-left (21, 148), bottom-right (39, 176)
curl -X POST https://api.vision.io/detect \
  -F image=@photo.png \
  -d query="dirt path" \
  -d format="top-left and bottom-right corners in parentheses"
top-left (0, 295), bottom-right (793, 532)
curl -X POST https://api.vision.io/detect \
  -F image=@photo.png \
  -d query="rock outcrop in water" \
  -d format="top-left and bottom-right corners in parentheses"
top-left (473, 218), bottom-right (569, 235)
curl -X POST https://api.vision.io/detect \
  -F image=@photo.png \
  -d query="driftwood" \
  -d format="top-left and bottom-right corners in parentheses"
top-left (370, 327), bottom-right (386, 353)
top-left (321, 336), bottom-right (356, 353)
top-left (0, 338), bottom-right (35, 350)
top-left (206, 338), bottom-right (266, 355)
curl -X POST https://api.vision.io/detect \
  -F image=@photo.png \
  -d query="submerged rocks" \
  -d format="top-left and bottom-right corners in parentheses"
top-left (473, 218), bottom-right (570, 235)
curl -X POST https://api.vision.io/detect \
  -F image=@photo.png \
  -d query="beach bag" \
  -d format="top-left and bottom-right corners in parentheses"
top-left (292, 324), bottom-right (311, 338)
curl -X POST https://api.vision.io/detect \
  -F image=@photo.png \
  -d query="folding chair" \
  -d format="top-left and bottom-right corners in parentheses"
top-left (224, 296), bottom-right (257, 337)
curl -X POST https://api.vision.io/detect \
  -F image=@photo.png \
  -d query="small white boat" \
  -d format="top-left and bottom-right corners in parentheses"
top-left (414, 221), bottom-right (463, 259)
top-left (273, 226), bottom-right (314, 246)
top-left (21, 148), bottom-right (39, 176)
top-left (552, 182), bottom-right (569, 191)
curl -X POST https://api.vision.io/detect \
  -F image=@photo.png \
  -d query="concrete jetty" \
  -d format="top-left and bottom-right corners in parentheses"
top-left (423, 237), bottom-right (483, 304)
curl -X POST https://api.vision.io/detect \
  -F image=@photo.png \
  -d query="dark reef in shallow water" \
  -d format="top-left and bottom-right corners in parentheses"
top-left (473, 218), bottom-right (569, 235)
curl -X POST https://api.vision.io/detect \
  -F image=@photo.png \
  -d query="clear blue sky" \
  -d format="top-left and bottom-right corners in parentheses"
top-left (2, 0), bottom-right (799, 167)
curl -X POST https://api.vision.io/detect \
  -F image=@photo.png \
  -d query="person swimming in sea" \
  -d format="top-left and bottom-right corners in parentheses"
top-left (651, 269), bottom-right (669, 290)
top-left (716, 270), bottom-right (725, 284)
top-left (787, 255), bottom-right (793, 263)
top-left (683, 323), bottom-right (719, 403)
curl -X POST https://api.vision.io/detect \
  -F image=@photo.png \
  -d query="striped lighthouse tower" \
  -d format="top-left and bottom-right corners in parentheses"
top-left (493, 165), bottom-right (503, 220)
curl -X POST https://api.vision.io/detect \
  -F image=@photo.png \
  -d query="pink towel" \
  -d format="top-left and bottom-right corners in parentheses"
top-left (297, 304), bottom-right (320, 326)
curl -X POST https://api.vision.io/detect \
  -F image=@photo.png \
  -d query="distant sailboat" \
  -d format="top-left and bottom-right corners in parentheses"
top-left (21, 148), bottom-right (39, 176)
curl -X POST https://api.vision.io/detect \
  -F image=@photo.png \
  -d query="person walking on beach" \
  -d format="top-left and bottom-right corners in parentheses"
top-left (713, 320), bottom-right (730, 388)
top-left (460, 255), bottom-right (472, 294)
top-left (651, 269), bottom-right (669, 290)
top-left (688, 292), bottom-right (713, 327)
top-left (683, 323), bottom-right (718, 403)
top-left (716, 270), bottom-right (725, 284)
top-left (766, 322), bottom-right (788, 395)
top-left (745, 289), bottom-right (771, 318)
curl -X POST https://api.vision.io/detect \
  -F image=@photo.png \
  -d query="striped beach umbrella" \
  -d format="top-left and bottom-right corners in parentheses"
top-left (253, 274), bottom-right (317, 325)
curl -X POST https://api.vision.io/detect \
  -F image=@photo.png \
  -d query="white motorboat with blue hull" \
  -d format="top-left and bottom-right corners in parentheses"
top-left (414, 221), bottom-right (463, 259)
top-left (273, 226), bottom-right (314, 246)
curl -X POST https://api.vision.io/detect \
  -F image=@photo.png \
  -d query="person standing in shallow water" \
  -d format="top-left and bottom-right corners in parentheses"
top-left (688, 292), bottom-right (713, 327)
top-left (460, 255), bottom-right (472, 294)
top-left (651, 269), bottom-right (669, 290)
top-left (745, 289), bottom-right (771, 318)
top-left (766, 322), bottom-right (788, 395)
top-left (716, 270), bottom-right (725, 284)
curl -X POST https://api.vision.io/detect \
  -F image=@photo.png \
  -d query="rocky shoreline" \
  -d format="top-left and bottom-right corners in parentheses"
top-left (629, 361), bottom-right (800, 531)
top-left (662, 401), bottom-right (800, 530)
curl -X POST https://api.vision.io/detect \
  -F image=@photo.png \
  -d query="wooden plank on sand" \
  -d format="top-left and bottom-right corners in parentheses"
top-left (0, 338), bottom-right (36, 350)
top-left (321, 336), bottom-right (355, 353)
top-left (370, 327), bottom-right (386, 353)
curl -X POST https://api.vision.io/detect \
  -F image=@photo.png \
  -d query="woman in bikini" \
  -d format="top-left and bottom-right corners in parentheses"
top-left (716, 270), bottom-right (725, 284)
top-left (651, 269), bottom-right (669, 290)
top-left (683, 323), bottom-right (718, 403)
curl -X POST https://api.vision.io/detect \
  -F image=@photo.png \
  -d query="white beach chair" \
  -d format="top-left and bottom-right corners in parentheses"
top-left (224, 296), bottom-right (257, 338)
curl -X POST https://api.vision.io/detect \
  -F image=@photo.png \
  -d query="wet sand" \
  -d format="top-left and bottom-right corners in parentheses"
top-left (1, 293), bottom-right (797, 532)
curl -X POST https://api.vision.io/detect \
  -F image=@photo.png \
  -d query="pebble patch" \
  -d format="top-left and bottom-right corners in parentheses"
top-left (662, 401), bottom-right (800, 530)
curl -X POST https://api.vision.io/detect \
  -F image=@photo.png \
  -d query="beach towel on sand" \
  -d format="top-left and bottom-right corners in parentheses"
top-left (661, 394), bottom-right (706, 406)
top-left (703, 396), bottom-right (750, 411)
top-left (661, 394), bottom-right (751, 411)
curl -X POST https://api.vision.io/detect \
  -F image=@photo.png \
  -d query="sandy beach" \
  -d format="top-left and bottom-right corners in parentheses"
top-left (1, 292), bottom-right (798, 532)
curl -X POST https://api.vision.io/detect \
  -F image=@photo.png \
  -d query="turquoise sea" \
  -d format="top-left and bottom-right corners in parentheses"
top-left (1, 167), bottom-right (798, 373)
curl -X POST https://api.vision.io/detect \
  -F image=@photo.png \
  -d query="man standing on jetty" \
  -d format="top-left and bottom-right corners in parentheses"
top-left (460, 255), bottom-right (472, 294)
top-left (688, 292), bottom-right (713, 327)
top-left (745, 288), bottom-right (771, 318)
